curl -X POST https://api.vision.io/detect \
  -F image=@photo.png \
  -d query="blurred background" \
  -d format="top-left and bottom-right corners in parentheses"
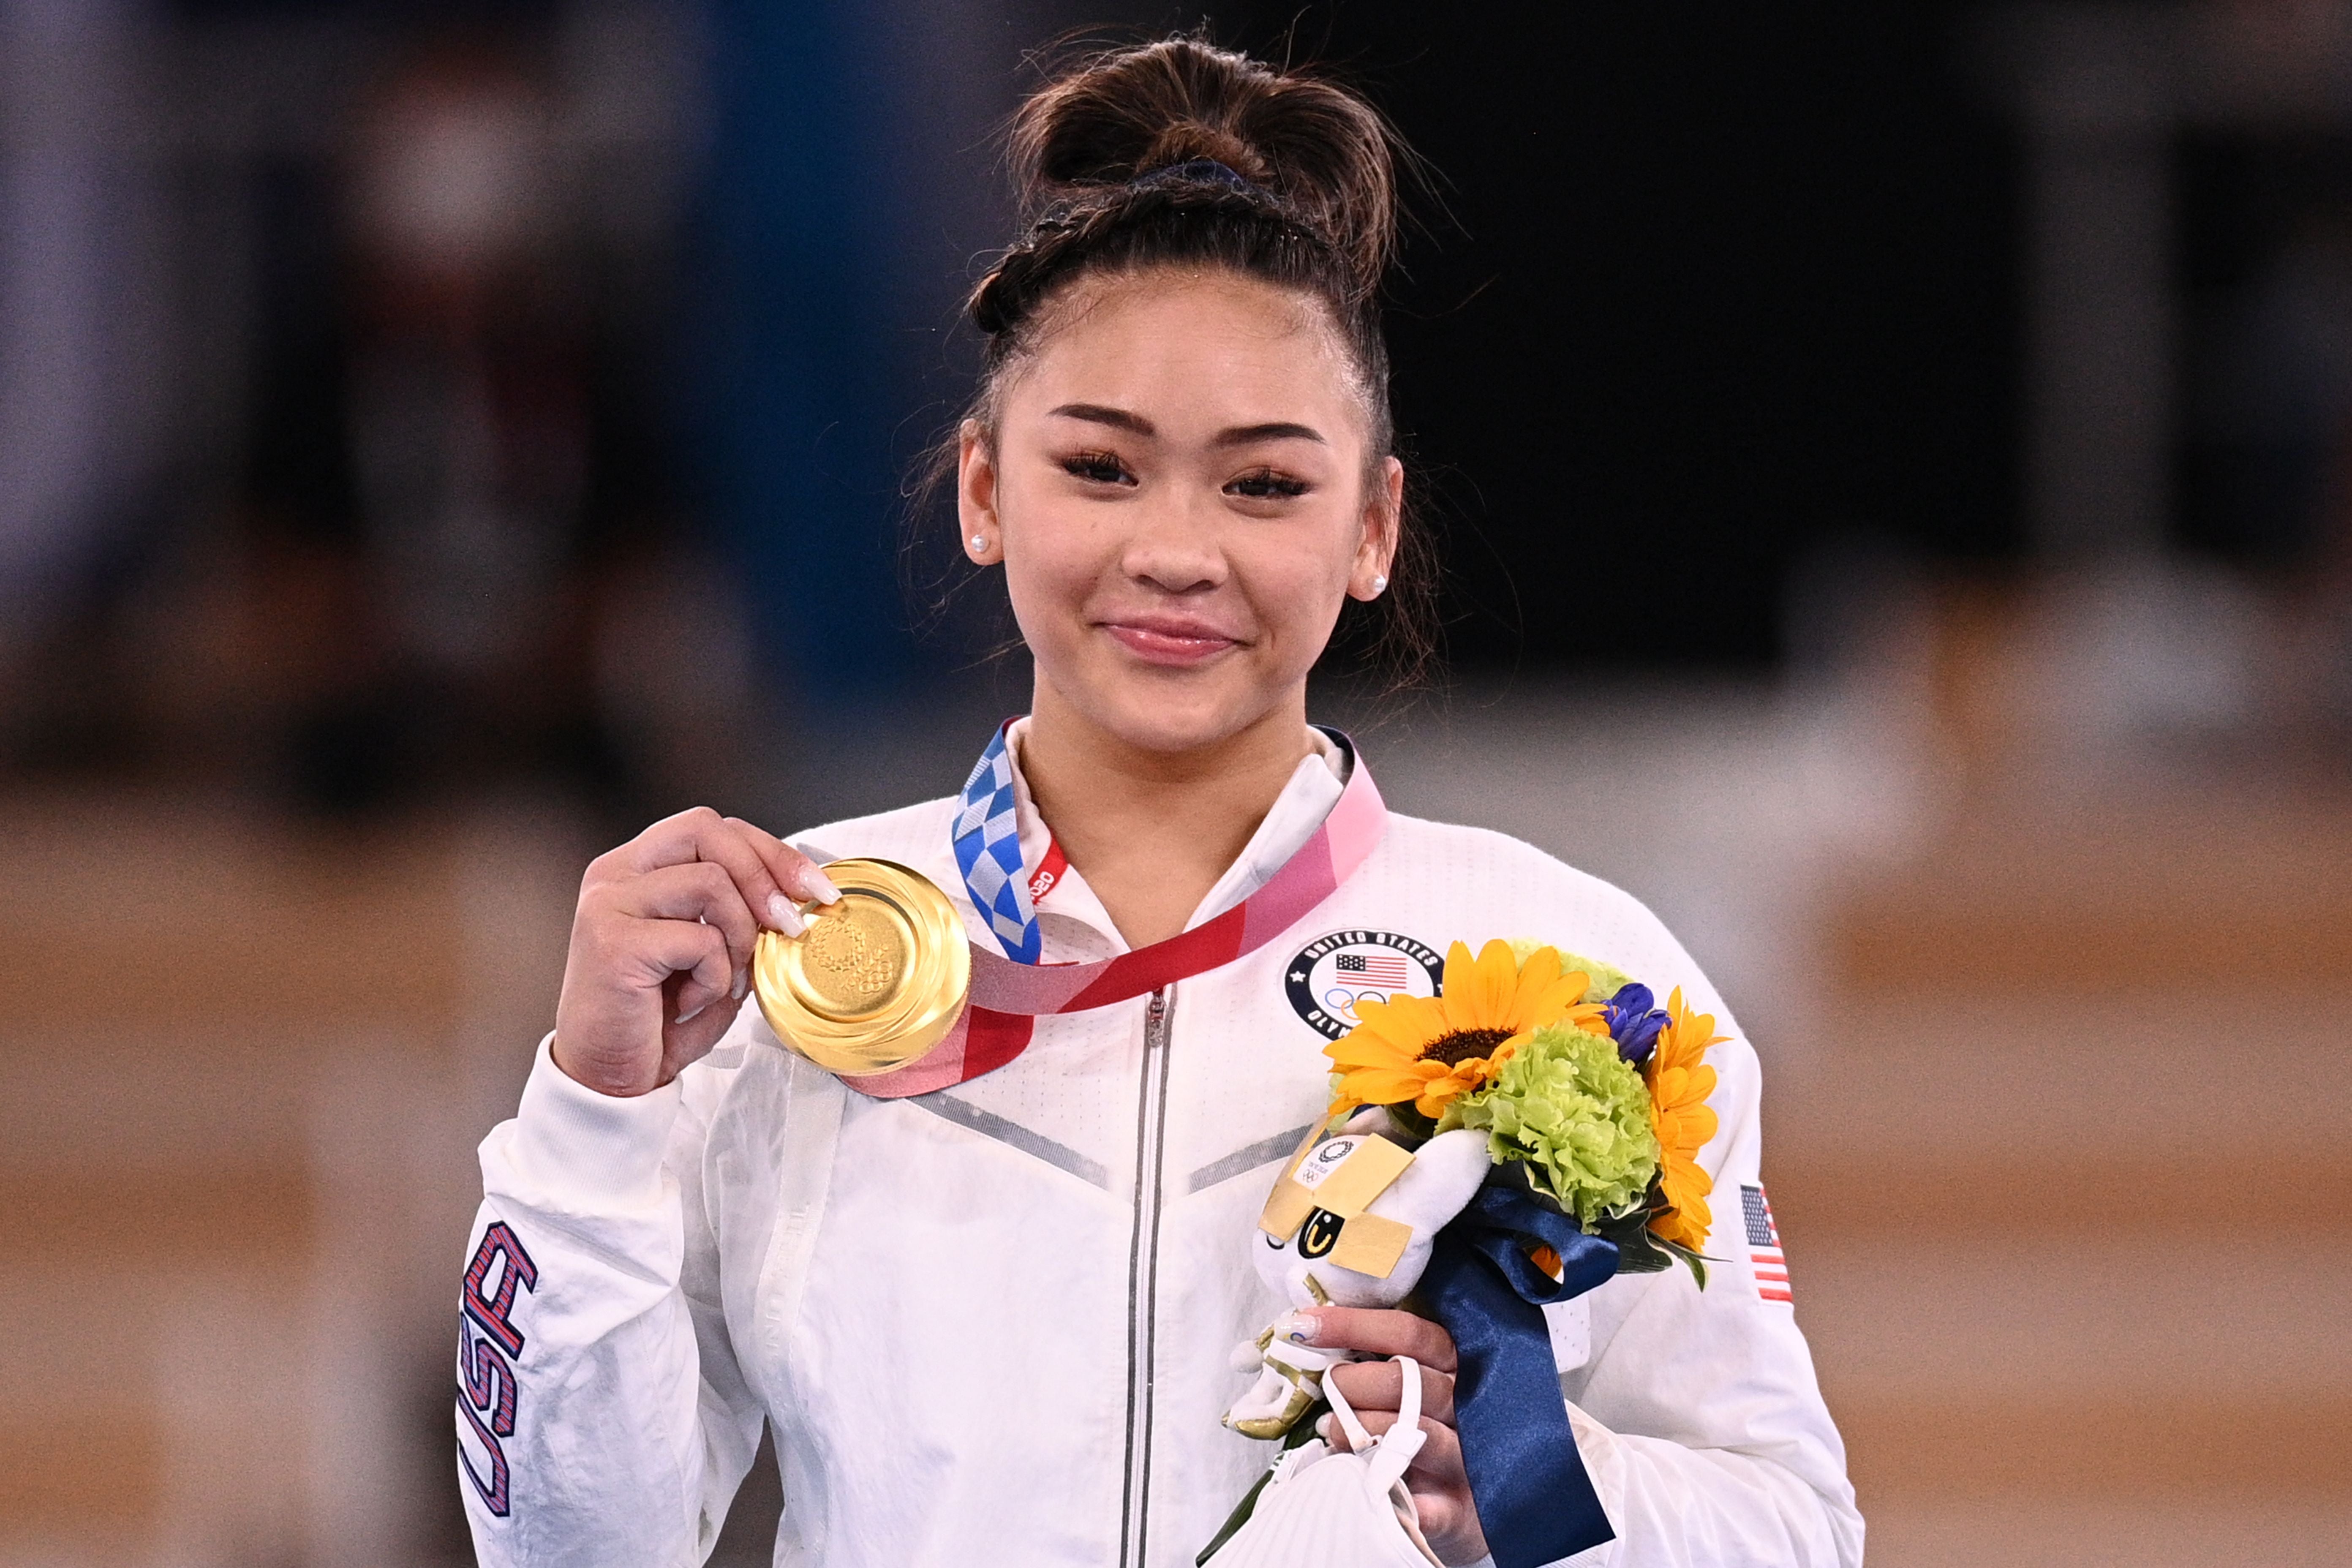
top-left (2, 1), bottom-right (2346, 1564)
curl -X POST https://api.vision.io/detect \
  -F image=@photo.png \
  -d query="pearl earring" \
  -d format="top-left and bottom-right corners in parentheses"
top-left (969, 535), bottom-right (988, 553)
top-left (1369, 574), bottom-right (1388, 596)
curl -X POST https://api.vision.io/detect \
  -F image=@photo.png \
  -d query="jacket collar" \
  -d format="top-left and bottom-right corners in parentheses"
top-left (989, 717), bottom-right (1350, 961)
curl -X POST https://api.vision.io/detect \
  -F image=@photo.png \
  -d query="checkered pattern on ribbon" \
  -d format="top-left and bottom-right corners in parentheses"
top-left (951, 723), bottom-right (1043, 963)
top-left (844, 725), bottom-right (1390, 1098)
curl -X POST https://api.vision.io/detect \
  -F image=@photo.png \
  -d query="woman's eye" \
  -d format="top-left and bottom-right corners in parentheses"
top-left (1062, 451), bottom-right (1135, 486)
top-left (1228, 469), bottom-right (1310, 500)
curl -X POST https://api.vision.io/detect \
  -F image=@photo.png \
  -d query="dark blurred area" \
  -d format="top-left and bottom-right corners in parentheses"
top-left (1243, 4), bottom-right (2024, 666)
top-left (0, 0), bottom-right (2032, 830)
top-left (11, 0), bottom-right (2352, 820)
top-left (3, 4), bottom-right (2347, 1566)
top-left (4, 0), bottom-right (720, 821)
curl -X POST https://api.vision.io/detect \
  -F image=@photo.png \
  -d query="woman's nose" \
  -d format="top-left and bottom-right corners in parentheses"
top-left (1120, 489), bottom-right (1227, 593)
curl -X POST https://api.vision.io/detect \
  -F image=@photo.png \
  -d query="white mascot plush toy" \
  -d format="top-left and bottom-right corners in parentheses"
top-left (1221, 1122), bottom-right (1492, 1438)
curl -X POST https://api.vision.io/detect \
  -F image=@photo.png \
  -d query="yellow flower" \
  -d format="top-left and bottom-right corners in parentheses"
top-left (1646, 987), bottom-right (1726, 1253)
top-left (1326, 941), bottom-right (1603, 1119)
top-left (1507, 939), bottom-right (1633, 1005)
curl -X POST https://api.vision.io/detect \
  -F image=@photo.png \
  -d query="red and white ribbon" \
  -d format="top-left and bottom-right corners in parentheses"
top-left (843, 733), bottom-right (1388, 1099)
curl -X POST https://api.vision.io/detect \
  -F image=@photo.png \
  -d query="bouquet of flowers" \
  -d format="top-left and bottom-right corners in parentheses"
top-left (1326, 939), bottom-right (1726, 1282)
top-left (1203, 940), bottom-right (1729, 1568)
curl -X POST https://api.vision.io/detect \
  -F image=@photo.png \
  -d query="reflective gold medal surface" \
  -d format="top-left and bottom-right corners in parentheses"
top-left (750, 858), bottom-right (970, 1076)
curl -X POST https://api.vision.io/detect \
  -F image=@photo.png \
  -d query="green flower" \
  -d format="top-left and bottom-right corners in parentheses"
top-left (1559, 951), bottom-right (1635, 1004)
top-left (1503, 939), bottom-right (1633, 1003)
top-left (1444, 1022), bottom-right (1660, 1227)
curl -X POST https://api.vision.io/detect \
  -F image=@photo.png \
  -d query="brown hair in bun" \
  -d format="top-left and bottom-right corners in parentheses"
top-left (1001, 37), bottom-right (1398, 304)
top-left (956, 35), bottom-right (1434, 685)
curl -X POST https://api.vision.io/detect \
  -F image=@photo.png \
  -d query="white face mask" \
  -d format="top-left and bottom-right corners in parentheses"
top-left (1204, 1354), bottom-right (1443, 1567)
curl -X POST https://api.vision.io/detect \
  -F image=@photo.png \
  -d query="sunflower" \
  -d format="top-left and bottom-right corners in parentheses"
top-left (1645, 987), bottom-right (1727, 1253)
top-left (1326, 940), bottom-right (1603, 1119)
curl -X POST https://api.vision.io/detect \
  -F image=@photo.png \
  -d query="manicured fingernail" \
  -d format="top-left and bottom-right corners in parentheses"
top-left (1315, 1413), bottom-right (1336, 1444)
top-left (1274, 1309), bottom-right (1320, 1347)
top-left (731, 967), bottom-right (748, 1002)
top-left (676, 1000), bottom-right (708, 1025)
top-left (801, 866), bottom-right (841, 904)
top-left (767, 894), bottom-right (805, 936)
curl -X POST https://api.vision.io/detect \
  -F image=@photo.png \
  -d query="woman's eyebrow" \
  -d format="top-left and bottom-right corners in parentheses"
top-left (1215, 421), bottom-right (1325, 446)
top-left (1045, 406), bottom-right (1325, 448)
top-left (1048, 403), bottom-right (1154, 435)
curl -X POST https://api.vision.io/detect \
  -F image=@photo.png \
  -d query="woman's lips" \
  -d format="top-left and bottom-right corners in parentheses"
top-left (1100, 618), bottom-right (1241, 666)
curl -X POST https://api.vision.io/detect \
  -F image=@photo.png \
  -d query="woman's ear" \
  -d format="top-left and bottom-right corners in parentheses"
top-left (1348, 454), bottom-right (1404, 600)
top-left (959, 420), bottom-right (1002, 564)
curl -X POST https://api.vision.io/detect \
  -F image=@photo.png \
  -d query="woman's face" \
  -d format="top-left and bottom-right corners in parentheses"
top-left (960, 268), bottom-right (1400, 755)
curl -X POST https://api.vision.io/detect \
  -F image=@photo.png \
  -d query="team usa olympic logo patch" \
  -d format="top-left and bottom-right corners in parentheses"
top-left (1285, 929), bottom-right (1445, 1039)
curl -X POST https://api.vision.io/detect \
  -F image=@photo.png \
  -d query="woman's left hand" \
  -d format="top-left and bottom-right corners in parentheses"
top-left (1295, 1306), bottom-right (1488, 1566)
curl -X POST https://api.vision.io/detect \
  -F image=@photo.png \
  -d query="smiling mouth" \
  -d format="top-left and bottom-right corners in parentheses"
top-left (1100, 619), bottom-right (1241, 667)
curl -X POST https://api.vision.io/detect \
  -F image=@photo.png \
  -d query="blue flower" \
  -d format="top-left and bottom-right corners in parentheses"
top-left (1602, 983), bottom-right (1667, 1066)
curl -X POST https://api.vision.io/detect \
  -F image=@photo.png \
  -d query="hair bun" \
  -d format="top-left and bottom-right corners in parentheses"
top-left (1008, 36), bottom-right (1399, 299)
top-left (1136, 122), bottom-right (1269, 185)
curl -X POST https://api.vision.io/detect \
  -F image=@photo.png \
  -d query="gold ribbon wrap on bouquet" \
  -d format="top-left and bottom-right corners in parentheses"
top-left (751, 858), bottom-right (971, 1076)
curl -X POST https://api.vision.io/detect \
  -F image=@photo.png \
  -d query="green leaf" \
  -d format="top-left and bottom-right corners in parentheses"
top-left (1595, 1209), bottom-right (1674, 1274)
top-left (1486, 1156), bottom-right (1571, 1217)
top-left (1653, 1233), bottom-right (1715, 1290)
top-left (1196, 1468), bottom-right (1271, 1565)
top-left (1384, 1102), bottom-right (1437, 1143)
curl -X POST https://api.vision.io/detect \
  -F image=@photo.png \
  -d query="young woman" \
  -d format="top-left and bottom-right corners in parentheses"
top-left (457, 38), bottom-right (1861, 1568)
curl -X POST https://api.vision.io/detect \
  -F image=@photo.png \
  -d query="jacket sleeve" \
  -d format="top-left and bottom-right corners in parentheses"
top-left (1551, 979), bottom-right (1865, 1568)
top-left (457, 1037), bottom-right (766, 1568)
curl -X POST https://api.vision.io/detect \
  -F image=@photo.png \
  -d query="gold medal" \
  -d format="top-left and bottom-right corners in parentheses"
top-left (750, 858), bottom-right (971, 1076)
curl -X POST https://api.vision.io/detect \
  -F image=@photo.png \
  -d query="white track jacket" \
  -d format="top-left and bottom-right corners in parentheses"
top-left (458, 733), bottom-right (1864, 1568)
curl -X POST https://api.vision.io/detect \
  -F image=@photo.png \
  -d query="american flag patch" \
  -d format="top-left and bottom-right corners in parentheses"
top-left (1335, 951), bottom-right (1411, 988)
top-left (1743, 1184), bottom-right (1791, 1304)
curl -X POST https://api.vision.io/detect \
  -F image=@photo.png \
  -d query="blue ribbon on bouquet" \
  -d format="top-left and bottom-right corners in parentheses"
top-left (1420, 1183), bottom-right (1620, 1568)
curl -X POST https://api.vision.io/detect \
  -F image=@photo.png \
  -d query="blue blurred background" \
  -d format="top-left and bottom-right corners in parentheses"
top-left (2, 3), bottom-right (2347, 1565)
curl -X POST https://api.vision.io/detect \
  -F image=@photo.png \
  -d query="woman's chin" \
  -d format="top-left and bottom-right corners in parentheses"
top-left (1069, 673), bottom-right (1291, 757)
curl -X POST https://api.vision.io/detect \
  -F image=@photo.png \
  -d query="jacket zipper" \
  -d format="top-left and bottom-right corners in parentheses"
top-left (1120, 986), bottom-right (1175, 1568)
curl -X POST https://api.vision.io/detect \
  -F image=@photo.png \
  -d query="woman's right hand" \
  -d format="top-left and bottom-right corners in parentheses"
top-left (551, 807), bottom-right (839, 1097)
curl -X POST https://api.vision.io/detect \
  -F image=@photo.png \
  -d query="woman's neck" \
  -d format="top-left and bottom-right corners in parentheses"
top-left (1019, 685), bottom-right (1314, 949)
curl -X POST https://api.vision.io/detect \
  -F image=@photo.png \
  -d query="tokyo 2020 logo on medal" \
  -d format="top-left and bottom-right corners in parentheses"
top-left (1283, 929), bottom-right (1445, 1039)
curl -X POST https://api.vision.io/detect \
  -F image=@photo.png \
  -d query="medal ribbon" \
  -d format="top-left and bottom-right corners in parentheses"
top-left (844, 721), bottom-right (1388, 1099)
top-left (950, 724), bottom-right (1045, 963)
